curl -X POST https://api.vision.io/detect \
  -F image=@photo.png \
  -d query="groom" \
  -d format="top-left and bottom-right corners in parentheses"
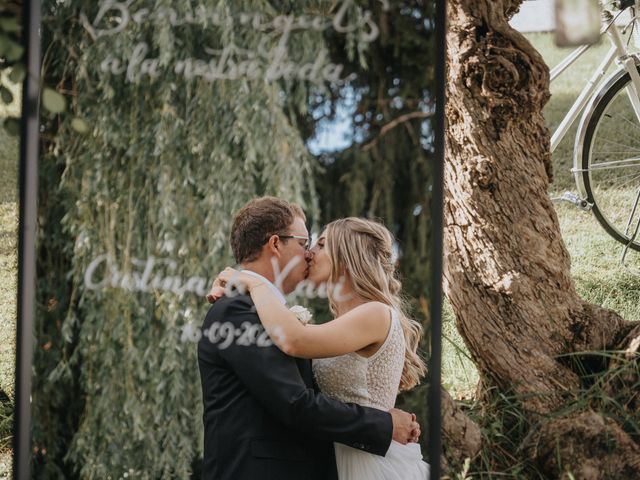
top-left (198, 196), bottom-right (419, 480)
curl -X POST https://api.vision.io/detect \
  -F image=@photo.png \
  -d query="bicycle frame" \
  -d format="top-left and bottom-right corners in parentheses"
top-left (550, 11), bottom-right (640, 154)
top-left (548, 4), bottom-right (640, 261)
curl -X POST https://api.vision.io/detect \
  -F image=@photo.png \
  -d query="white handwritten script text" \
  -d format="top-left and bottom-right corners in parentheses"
top-left (84, 254), bottom-right (211, 296)
top-left (81, 0), bottom-right (389, 84)
top-left (181, 321), bottom-right (276, 349)
top-left (83, 254), bottom-right (349, 302)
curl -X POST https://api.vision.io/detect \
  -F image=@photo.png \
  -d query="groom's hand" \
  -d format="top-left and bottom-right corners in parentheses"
top-left (389, 408), bottom-right (421, 444)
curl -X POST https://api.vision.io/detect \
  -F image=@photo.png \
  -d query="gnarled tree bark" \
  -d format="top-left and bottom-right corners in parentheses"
top-left (443, 0), bottom-right (640, 476)
top-left (441, 389), bottom-right (481, 464)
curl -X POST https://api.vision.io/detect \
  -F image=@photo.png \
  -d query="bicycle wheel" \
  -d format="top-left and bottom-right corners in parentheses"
top-left (577, 66), bottom-right (640, 251)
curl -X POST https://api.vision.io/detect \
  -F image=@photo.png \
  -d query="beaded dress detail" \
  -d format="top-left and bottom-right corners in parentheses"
top-left (313, 307), bottom-right (405, 411)
top-left (312, 306), bottom-right (429, 480)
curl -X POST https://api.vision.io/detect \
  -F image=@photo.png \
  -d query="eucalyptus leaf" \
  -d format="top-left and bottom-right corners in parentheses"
top-left (3, 117), bottom-right (19, 136)
top-left (70, 117), bottom-right (90, 134)
top-left (9, 64), bottom-right (25, 83)
top-left (42, 87), bottom-right (66, 113)
top-left (0, 85), bottom-right (13, 104)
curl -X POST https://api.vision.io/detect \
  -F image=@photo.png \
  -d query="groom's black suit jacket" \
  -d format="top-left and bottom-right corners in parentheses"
top-left (198, 293), bottom-right (392, 480)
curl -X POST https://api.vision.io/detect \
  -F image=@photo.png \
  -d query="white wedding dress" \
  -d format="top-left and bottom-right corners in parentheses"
top-left (313, 308), bottom-right (430, 480)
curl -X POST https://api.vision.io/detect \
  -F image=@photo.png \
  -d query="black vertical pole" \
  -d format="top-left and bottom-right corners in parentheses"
top-left (14, 0), bottom-right (41, 478)
top-left (427, 0), bottom-right (446, 478)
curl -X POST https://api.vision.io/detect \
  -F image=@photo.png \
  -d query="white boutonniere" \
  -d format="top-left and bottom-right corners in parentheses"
top-left (289, 305), bottom-right (313, 325)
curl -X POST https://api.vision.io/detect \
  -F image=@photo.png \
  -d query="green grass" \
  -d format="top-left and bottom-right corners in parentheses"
top-left (442, 301), bottom-right (479, 397)
top-left (0, 72), bottom-right (19, 479)
top-left (532, 30), bottom-right (640, 320)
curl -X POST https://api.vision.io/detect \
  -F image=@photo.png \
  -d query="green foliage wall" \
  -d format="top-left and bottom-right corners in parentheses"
top-left (35, 1), bottom-right (325, 477)
top-left (33, 0), bottom-right (435, 477)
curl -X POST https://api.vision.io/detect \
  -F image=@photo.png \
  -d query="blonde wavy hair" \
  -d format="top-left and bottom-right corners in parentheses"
top-left (324, 217), bottom-right (427, 391)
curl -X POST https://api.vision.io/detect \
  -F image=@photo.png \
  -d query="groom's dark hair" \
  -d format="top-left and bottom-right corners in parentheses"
top-left (230, 196), bottom-right (306, 263)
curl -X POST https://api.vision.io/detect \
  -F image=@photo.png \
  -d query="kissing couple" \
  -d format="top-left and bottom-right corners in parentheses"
top-left (198, 196), bottom-right (430, 480)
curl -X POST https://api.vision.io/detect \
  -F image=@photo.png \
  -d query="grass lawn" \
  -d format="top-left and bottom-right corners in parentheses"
top-left (530, 31), bottom-right (640, 318)
top-left (0, 193), bottom-right (17, 479)
top-left (0, 71), bottom-right (19, 479)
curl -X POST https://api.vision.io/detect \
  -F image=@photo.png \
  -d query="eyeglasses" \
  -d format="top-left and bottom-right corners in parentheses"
top-left (279, 235), bottom-right (310, 250)
top-left (265, 234), bottom-right (310, 250)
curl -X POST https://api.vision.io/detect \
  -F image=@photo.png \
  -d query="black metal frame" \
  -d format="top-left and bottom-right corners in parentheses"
top-left (427, 1), bottom-right (446, 478)
top-left (13, 1), bottom-right (446, 478)
top-left (14, 0), bottom-right (41, 478)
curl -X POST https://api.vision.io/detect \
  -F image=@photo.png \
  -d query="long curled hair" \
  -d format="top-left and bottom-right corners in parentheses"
top-left (324, 217), bottom-right (427, 391)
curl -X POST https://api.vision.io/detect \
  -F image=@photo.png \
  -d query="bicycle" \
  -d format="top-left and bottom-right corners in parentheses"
top-left (551, 0), bottom-right (640, 258)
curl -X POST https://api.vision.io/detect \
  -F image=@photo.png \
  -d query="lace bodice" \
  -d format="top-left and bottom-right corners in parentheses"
top-left (312, 307), bottom-right (405, 411)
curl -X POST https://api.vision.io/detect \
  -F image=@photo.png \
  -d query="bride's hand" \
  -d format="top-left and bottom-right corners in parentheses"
top-left (206, 267), bottom-right (263, 303)
top-left (205, 277), bottom-right (226, 304)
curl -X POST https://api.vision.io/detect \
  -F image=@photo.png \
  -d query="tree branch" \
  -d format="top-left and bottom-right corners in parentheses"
top-left (363, 111), bottom-right (433, 151)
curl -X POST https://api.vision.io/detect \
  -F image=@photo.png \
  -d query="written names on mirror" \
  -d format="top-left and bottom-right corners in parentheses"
top-left (83, 254), bottom-right (349, 301)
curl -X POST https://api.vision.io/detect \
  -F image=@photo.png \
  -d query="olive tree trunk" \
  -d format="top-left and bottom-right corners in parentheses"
top-left (443, 0), bottom-right (640, 476)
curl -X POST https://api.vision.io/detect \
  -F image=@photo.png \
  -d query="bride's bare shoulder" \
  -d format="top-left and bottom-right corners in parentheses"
top-left (347, 301), bottom-right (391, 325)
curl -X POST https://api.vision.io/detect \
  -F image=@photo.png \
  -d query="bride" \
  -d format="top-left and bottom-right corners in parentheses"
top-left (212, 217), bottom-right (430, 480)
